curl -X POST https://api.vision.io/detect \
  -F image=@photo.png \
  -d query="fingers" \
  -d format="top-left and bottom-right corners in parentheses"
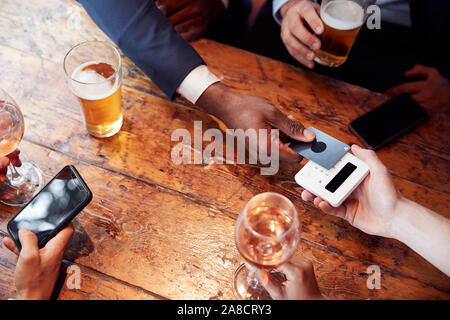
top-left (279, 256), bottom-right (314, 280)
top-left (287, 0), bottom-right (322, 47)
top-left (0, 156), bottom-right (10, 182)
top-left (7, 149), bottom-right (21, 167)
top-left (302, 2), bottom-right (323, 35)
top-left (282, 30), bottom-right (315, 68)
top-left (279, 141), bottom-right (302, 163)
top-left (290, 20), bottom-right (320, 52)
top-left (166, 3), bottom-right (198, 25)
top-left (301, 190), bottom-right (315, 202)
top-left (281, 0), bottom-right (323, 68)
top-left (174, 17), bottom-right (206, 41)
top-left (156, 0), bottom-right (189, 16)
top-left (43, 224), bottom-right (74, 259)
top-left (411, 90), bottom-right (431, 106)
top-left (271, 114), bottom-right (315, 163)
top-left (301, 190), bottom-right (346, 218)
top-left (174, 16), bottom-right (203, 34)
top-left (0, 156), bottom-right (10, 169)
top-left (385, 81), bottom-right (426, 97)
top-left (278, 259), bottom-right (304, 280)
top-left (286, 115), bottom-right (315, 141)
top-left (268, 112), bottom-right (315, 142)
top-left (2, 237), bottom-right (20, 256)
top-left (405, 64), bottom-right (434, 78)
top-left (281, 256), bottom-right (322, 299)
top-left (257, 269), bottom-right (284, 300)
top-left (268, 113), bottom-right (315, 163)
top-left (317, 198), bottom-right (346, 219)
top-left (180, 30), bottom-right (204, 42)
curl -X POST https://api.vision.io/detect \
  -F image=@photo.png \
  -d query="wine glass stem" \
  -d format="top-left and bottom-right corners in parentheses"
top-left (245, 263), bottom-right (260, 289)
top-left (9, 162), bottom-right (20, 181)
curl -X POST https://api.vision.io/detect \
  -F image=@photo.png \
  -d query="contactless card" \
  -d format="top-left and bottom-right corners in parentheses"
top-left (289, 127), bottom-right (350, 169)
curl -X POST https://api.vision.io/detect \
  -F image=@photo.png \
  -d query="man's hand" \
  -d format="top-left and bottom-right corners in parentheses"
top-left (0, 149), bottom-right (21, 183)
top-left (196, 82), bottom-right (316, 163)
top-left (280, 0), bottom-right (324, 68)
top-left (258, 256), bottom-right (322, 300)
top-left (2, 225), bottom-right (74, 300)
top-left (156, 0), bottom-right (225, 41)
top-left (386, 65), bottom-right (450, 110)
top-left (301, 145), bottom-right (402, 238)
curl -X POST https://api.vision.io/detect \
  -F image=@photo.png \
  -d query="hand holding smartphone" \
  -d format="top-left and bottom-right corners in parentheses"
top-left (7, 165), bottom-right (92, 251)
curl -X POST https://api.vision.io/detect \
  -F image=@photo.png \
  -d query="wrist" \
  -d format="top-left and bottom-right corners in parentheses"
top-left (16, 288), bottom-right (50, 300)
top-left (280, 1), bottom-right (295, 17)
top-left (280, 0), bottom-right (308, 17)
top-left (389, 196), bottom-right (418, 242)
top-left (16, 292), bottom-right (43, 300)
top-left (196, 82), bottom-right (236, 121)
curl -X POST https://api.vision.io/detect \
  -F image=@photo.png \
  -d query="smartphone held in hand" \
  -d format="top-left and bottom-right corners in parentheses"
top-left (7, 165), bottom-right (92, 250)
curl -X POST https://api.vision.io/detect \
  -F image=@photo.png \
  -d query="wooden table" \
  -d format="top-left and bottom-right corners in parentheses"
top-left (0, 0), bottom-right (449, 300)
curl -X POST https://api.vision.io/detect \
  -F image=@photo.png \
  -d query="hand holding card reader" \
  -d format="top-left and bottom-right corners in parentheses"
top-left (292, 127), bottom-right (369, 207)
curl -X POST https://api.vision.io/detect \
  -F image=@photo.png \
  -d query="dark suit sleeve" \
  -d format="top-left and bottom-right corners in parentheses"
top-left (77, 0), bottom-right (205, 98)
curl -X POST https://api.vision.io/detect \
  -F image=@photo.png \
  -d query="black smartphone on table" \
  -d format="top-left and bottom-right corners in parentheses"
top-left (7, 165), bottom-right (92, 251)
top-left (349, 93), bottom-right (429, 150)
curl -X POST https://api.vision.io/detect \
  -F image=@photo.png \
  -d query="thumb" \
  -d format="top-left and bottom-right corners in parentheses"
top-left (267, 111), bottom-right (315, 142)
top-left (286, 115), bottom-right (315, 141)
top-left (18, 228), bottom-right (39, 255)
top-left (351, 144), bottom-right (384, 171)
top-left (43, 224), bottom-right (74, 258)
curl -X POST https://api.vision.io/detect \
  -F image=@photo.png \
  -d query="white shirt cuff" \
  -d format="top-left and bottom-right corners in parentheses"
top-left (177, 65), bottom-right (220, 104)
top-left (273, 0), bottom-right (289, 25)
top-left (221, 0), bottom-right (229, 9)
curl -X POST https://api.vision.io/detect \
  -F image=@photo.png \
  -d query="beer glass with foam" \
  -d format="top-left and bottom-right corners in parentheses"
top-left (315, 0), bottom-right (372, 67)
top-left (64, 41), bottom-right (123, 137)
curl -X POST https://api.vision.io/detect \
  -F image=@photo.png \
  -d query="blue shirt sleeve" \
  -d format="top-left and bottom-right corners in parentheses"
top-left (77, 0), bottom-right (205, 99)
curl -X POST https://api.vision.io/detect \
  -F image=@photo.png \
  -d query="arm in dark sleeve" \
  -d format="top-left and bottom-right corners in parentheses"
top-left (78, 0), bottom-right (204, 98)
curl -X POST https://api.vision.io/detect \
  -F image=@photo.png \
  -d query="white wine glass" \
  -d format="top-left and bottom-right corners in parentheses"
top-left (0, 88), bottom-right (43, 206)
top-left (233, 192), bottom-right (300, 299)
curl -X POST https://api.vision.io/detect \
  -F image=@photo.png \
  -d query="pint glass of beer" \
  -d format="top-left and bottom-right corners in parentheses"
top-left (64, 41), bottom-right (123, 137)
top-left (315, 0), bottom-right (371, 67)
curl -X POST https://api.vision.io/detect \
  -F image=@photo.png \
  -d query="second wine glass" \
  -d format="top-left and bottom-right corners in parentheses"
top-left (0, 88), bottom-right (43, 206)
top-left (233, 192), bottom-right (300, 300)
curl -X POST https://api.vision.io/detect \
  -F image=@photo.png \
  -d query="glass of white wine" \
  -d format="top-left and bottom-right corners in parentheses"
top-left (233, 192), bottom-right (300, 300)
top-left (0, 88), bottom-right (43, 206)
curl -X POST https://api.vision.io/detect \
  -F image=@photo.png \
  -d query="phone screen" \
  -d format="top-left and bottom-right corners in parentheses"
top-left (350, 93), bottom-right (428, 149)
top-left (8, 166), bottom-right (91, 249)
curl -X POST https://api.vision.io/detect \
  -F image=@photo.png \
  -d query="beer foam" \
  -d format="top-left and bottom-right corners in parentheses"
top-left (70, 61), bottom-right (118, 100)
top-left (321, 0), bottom-right (364, 30)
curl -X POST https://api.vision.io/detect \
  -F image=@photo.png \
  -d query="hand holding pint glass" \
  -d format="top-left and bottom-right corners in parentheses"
top-left (64, 41), bottom-right (123, 138)
top-left (315, 0), bottom-right (372, 67)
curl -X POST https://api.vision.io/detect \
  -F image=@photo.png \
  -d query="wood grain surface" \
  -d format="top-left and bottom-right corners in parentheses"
top-left (0, 0), bottom-right (448, 300)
